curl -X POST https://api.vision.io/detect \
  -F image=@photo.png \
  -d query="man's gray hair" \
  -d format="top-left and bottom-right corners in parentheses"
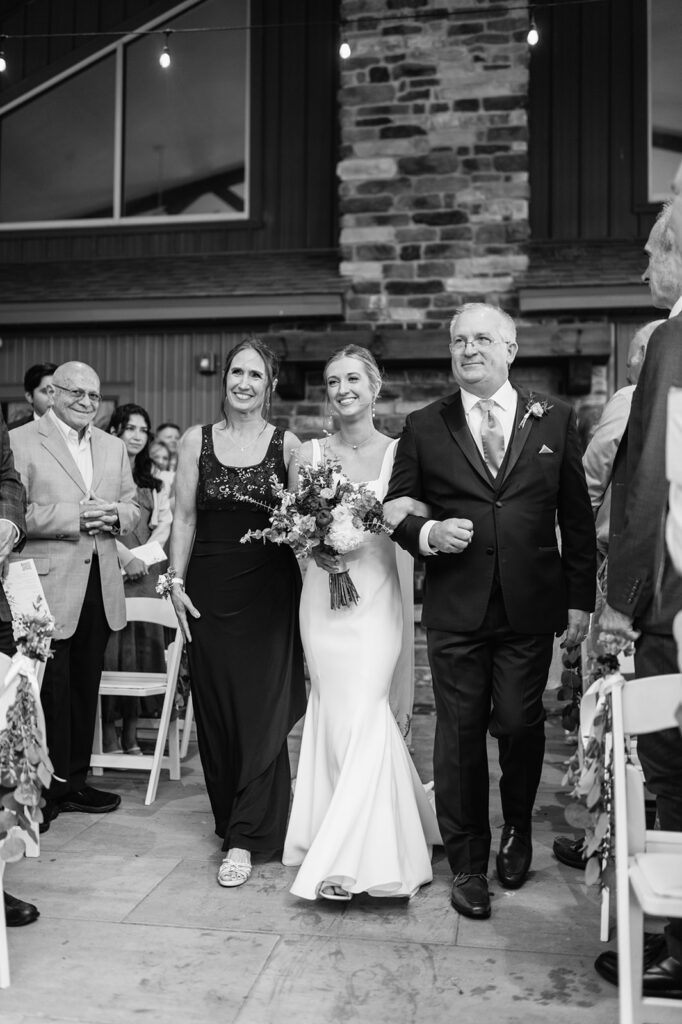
top-left (450, 303), bottom-right (517, 346)
top-left (654, 198), bottom-right (680, 254)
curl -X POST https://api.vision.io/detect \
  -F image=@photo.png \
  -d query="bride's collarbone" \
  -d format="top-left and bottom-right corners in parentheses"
top-left (324, 434), bottom-right (391, 477)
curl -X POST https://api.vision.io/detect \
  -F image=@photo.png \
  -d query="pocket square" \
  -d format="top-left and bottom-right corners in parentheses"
top-left (538, 444), bottom-right (554, 455)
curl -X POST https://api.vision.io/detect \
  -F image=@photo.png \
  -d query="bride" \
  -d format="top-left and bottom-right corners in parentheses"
top-left (282, 344), bottom-right (441, 901)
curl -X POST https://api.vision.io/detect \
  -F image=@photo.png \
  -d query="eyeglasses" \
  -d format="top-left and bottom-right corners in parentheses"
top-left (449, 336), bottom-right (503, 352)
top-left (53, 383), bottom-right (102, 404)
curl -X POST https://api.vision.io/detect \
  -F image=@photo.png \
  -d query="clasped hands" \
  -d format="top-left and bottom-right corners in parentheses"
top-left (79, 497), bottom-right (119, 536)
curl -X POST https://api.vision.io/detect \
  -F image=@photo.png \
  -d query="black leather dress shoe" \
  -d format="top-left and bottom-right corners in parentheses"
top-left (552, 835), bottom-right (586, 870)
top-left (39, 798), bottom-right (60, 834)
top-left (594, 933), bottom-right (668, 985)
top-left (450, 873), bottom-right (491, 919)
top-left (496, 826), bottom-right (532, 889)
top-left (59, 786), bottom-right (121, 814)
top-left (642, 956), bottom-right (682, 998)
top-left (4, 891), bottom-right (39, 927)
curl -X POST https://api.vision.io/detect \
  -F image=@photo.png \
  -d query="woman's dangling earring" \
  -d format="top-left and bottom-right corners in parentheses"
top-left (372, 396), bottom-right (376, 419)
top-left (323, 397), bottom-right (333, 436)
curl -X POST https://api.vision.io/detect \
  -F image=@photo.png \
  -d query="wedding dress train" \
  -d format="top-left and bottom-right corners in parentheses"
top-left (283, 439), bottom-right (441, 899)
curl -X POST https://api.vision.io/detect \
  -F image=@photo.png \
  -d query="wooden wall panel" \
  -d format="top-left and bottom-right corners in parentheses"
top-left (0, 328), bottom-right (253, 430)
top-left (530, 0), bottom-right (656, 242)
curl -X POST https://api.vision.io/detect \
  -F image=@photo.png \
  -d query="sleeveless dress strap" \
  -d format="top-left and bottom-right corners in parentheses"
top-left (310, 438), bottom-right (322, 469)
top-left (378, 438), bottom-right (399, 489)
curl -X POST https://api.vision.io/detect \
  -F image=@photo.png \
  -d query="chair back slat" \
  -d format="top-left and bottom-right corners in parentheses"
top-left (124, 597), bottom-right (178, 629)
top-left (618, 673), bottom-right (681, 736)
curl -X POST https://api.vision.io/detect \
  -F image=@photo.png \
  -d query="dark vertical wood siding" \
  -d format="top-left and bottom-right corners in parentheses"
top-left (0, 0), bottom-right (339, 260)
top-left (530, 0), bottom-right (655, 241)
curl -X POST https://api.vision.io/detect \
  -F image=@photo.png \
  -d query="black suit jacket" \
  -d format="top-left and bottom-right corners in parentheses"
top-left (386, 386), bottom-right (596, 634)
top-left (0, 409), bottom-right (27, 622)
top-left (608, 313), bottom-right (682, 633)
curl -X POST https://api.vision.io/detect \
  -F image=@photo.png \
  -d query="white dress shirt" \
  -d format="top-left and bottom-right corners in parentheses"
top-left (419, 380), bottom-right (518, 555)
top-left (50, 409), bottom-right (94, 493)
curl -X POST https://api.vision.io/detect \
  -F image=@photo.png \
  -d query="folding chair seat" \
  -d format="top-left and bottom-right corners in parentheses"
top-left (607, 670), bottom-right (682, 1024)
top-left (90, 597), bottom-right (183, 805)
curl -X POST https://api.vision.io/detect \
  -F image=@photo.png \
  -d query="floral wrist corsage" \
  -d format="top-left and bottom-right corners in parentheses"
top-left (156, 566), bottom-right (184, 598)
top-left (519, 393), bottom-right (553, 430)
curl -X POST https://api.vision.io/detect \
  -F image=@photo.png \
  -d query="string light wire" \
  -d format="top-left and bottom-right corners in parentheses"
top-left (0, 1), bottom-right (610, 45)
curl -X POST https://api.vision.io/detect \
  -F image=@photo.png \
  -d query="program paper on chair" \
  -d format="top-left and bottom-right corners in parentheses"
top-left (608, 671), bottom-right (682, 1024)
top-left (90, 597), bottom-right (184, 805)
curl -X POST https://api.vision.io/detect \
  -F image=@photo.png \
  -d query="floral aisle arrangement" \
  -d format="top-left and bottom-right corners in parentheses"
top-left (562, 638), bottom-right (633, 888)
top-left (240, 456), bottom-right (390, 609)
top-left (0, 602), bottom-right (55, 862)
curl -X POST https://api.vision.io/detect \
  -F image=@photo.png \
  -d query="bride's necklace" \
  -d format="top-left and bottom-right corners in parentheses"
top-left (225, 422), bottom-right (268, 453)
top-left (336, 429), bottom-right (376, 451)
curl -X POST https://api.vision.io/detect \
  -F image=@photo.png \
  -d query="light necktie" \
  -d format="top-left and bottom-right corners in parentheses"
top-left (477, 399), bottom-right (505, 476)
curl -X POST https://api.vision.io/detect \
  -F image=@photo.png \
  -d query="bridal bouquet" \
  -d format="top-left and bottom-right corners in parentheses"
top-left (239, 457), bottom-right (389, 609)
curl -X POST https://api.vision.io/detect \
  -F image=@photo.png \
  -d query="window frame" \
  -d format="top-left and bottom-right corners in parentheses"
top-left (0, 0), bottom-right (252, 230)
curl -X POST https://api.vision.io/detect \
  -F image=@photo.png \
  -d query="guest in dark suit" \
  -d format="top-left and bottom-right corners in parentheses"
top-left (0, 408), bottom-right (40, 927)
top-left (10, 362), bottom-right (139, 831)
top-left (385, 302), bottom-right (596, 919)
top-left (8, 362), bottom-right (57, 430)
top-left (598, 196), bottom-right (682, 996)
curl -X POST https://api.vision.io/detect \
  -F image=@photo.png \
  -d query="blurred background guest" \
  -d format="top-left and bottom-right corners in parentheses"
top-left (169, 338), bottom-right (305, 889)
top-left (155, 422), bottom-right (181, 472)
top-left (149, 438), bottom-right (172, 474)
top-left (9, 362), bottom-right (57, 430)
top-left (102, 404), bottom-right (172, 754)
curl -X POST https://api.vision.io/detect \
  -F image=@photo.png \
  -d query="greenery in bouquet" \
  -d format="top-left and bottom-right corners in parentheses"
top-left (0, 602), bottom-right (55, 861)
top-left (240, 456), bottom-right (390, 608)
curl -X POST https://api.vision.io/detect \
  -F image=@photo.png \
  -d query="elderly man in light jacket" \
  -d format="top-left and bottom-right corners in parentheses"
top-left (10, 361), bottom-right (139, 831)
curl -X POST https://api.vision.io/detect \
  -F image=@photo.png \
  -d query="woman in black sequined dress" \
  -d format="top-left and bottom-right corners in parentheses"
top-left (169, 339), bottom-right (306, 888)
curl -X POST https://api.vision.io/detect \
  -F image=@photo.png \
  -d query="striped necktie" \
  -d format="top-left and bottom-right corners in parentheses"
top-left (477, 399), bottom-right (505, 476)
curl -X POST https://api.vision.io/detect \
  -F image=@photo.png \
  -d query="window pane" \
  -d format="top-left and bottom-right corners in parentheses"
top-left (123, 0), bottom-right (248, 218)
top-left (0, 57), bottom-right (115, 222)
top-left (649, 0), bottom-right (682, 200)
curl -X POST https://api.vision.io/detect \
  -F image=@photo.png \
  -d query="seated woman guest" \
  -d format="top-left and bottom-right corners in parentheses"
top-left (102, 403), bottom-right (172, 754)
top-left (169, 338), bottom-right (306, 888)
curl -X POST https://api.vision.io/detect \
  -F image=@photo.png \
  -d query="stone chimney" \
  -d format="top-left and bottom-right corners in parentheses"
top-left (338, 0), bottom-right (530, 328)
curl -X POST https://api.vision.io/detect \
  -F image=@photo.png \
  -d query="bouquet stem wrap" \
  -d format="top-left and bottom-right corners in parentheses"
top-left (327, 556), bottom-right (359, 609)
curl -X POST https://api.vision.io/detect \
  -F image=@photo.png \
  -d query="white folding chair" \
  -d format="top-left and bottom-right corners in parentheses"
top-left (180, 691), bottom-right (194, 759)
top-left (608, 671), bottom-right (682, 1024)
top-left (90, 597), bottom-right (184, 805)
top-left (0, 651), bottom-right (12, 987)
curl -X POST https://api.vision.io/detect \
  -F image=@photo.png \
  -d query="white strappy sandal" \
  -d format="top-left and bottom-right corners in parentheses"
top-left (318, 882), bottom-right (352, 901)
top-left (217, 857), bottom-right (252, 888)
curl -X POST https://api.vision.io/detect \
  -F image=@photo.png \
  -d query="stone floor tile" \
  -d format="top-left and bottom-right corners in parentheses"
top-left (234, 934), bottom-right (617, 1024)
top-left (126, 856), bottom-right (347, 938)
top-left (8, 851), bottom-right (181, 923)
top-left (2, 919), bottom-right (278, 1024)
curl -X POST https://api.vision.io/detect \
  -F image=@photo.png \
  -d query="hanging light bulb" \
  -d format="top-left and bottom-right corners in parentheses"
top-left (339, 40), bottom-right (351, 60)
top-left (159, 30), bottom-right (171, 69)
top-left (0, 37), bottom-right (7, 73)
top-left (527, 18), bottom-right (539, 46)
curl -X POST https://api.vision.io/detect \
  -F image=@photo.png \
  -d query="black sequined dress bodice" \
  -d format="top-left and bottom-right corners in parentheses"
top-left (195, 424), bottom-right (286, 543)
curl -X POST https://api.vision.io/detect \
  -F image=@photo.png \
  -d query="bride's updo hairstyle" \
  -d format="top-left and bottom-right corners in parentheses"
top-left (323, 344), bottom-right (383, 401)
top-left (221, 337), bottom-right (280, 424)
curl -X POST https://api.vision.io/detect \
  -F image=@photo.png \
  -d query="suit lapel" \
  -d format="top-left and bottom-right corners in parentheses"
top-left (440, 392), bottom-right (492, 487)
top-left (39, 416), bottom-right (88, 494)
top-left (501, 387), bottom-right (534, 483)
top-left (90, 428), bottom-right (106, 495)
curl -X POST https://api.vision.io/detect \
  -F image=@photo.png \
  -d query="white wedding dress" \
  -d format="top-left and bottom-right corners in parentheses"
top-left (283, 439), bottom-right (441, 899)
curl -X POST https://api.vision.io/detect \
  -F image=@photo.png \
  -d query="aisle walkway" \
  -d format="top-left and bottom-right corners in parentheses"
top-left (3, 690), bottom-right (618, 1024)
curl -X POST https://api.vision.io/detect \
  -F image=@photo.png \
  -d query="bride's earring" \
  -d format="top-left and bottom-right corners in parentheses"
top-left (323, 397), bottom-right (333, 436)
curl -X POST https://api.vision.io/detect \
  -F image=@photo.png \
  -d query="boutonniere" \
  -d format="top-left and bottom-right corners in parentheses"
top-left (518, 393), bottom-right (553, 430)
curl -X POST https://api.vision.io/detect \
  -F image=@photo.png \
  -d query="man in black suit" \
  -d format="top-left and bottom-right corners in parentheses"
top-left (8, 362), bottom-right (57, 430)
top-left (386, 302), bottom-right (596, 919)
top-left (598, 197), bottom-right (682, 996)
top-left (0, 409), bottom-right (40, 927)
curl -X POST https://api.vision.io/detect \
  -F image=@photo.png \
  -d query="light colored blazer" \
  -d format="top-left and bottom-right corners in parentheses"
top-left (9, 415), bottom-right (139, 640)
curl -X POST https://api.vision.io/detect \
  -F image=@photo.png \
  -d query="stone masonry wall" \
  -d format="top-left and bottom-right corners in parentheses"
top-left (338, 0), bottom-right (530, 328)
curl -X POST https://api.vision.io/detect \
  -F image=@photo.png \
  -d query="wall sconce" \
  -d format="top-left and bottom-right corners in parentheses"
top-left (196, 354), bottom-right (220, 376)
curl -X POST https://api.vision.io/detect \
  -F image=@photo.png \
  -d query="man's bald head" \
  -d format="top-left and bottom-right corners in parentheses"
top-left (51, 361), bottom-right (101, 435)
